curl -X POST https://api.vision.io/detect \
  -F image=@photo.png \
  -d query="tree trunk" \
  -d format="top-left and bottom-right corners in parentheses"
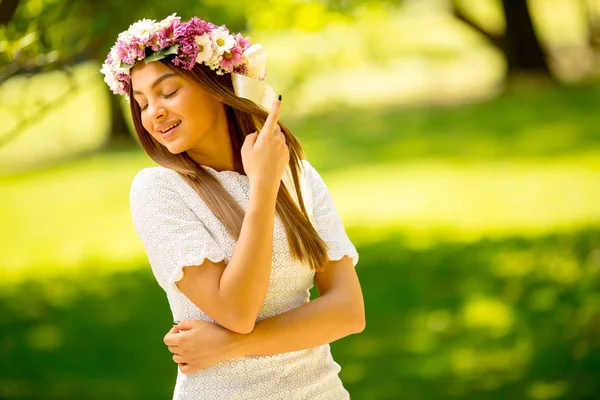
top-left (501, 0), bottom-right (551, 74)
top-left (585, 0), bottom-right (600, 51)
top-left (0, 0), bottom-right (20, 25)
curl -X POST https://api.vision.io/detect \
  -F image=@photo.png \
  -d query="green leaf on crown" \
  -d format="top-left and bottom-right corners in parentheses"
top-left (119, 61), bottom-right (135, 69)
top-left (144, 45), bottom-right (179, 64)
top-left (163, 44), bottom-right (179, 55)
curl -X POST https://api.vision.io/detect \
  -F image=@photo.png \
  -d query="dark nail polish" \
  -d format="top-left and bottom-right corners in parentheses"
top-left (278, 94), bottom-right (282, 101)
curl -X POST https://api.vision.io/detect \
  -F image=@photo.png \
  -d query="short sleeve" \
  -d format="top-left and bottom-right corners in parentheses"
top-left (302, 161), bottom-right (359, 267)
top-left (129, 168), bottom-right (226, 291)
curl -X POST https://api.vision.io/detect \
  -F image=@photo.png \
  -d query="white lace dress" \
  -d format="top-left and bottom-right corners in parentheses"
top-left (129, 160), bottom-right (359, 400)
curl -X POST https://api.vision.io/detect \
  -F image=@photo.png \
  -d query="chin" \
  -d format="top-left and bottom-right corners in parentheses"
top-left (164, 142), bottom-right (189, 154)
top-left (166, 146), bottom-right (187, 154)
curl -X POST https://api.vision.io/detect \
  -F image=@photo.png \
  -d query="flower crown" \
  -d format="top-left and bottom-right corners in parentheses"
top-left (101, 13), bottom-right (267, 99)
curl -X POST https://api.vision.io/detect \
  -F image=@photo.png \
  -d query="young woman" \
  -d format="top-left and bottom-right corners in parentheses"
top-left (102, 14), bottom-right (365, 399)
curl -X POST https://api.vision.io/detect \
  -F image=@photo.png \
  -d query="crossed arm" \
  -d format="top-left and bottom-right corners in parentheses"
top-left (165, 255), bottom-right (365, 374)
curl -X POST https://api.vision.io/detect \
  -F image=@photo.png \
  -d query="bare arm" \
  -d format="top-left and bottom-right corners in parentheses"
top-left (176, 98), bottom-right (289, 334)
top-left (176, 186), bottom-right (278, 334)
top-left (167, 256), bottom-right (365, 372)
top-left (234, 256), bottom-right (365, 355)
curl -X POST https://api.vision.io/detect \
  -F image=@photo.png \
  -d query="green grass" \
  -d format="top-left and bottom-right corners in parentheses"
top-left (1, 228), bottom-right (598, 399)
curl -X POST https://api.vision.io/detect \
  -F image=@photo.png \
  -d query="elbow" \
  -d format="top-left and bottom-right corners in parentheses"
top-left (349, 304), bottom-right (366, 334)
top-left (351, 312), bottom-right (366, 334)
top-left (225, 312), bottom-right (257, 334)
top-left (231, 320), bottom-right (255, 334)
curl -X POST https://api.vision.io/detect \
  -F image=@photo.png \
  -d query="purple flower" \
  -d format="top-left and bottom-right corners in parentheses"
top-left (114, 73), bottom-right (130, 95)
top-left (233, 63), bottom-right (248, 75)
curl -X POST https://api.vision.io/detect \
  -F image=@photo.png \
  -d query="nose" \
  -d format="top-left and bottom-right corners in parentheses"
top-left (147, 101), bottom-right (167, 121)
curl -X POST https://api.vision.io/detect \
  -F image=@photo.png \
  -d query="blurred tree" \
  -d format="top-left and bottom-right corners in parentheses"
top-left (452, 0), bottom-right (551, 76)
top-left (0, 0), bottom-right (247, 149)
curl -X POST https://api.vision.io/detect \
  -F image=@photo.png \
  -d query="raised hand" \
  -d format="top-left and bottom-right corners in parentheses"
top-left (241, 96), bottom-right (289, 192)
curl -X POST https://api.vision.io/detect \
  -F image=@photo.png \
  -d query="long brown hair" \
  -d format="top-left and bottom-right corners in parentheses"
top-left (129, 59), bottom-right (328, 271)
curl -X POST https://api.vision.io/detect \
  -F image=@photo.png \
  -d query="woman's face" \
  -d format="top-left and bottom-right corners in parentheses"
top-left (130, 61), bottom-right (225, 154)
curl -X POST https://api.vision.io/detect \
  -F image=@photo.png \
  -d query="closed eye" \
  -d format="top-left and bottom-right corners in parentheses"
top-left (162, 89), bottom-right (179, 99)
top-left (139, 89), bottom-right (179, 112)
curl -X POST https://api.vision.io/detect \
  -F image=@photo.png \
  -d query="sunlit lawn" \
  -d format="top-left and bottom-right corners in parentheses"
top-left (2, 82), bottom-right (600, 400)
top-left (3, 150), bottom-right (600, 281)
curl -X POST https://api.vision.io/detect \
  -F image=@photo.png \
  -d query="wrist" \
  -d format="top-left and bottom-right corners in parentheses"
top-left (249, 181), bottom-right (279, 203)
top-left (228, 330), bottom-right (253, 358)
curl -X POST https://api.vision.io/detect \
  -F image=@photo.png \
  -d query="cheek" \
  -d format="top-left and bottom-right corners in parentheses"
top-left (140, 115), bottom-right (154, 135)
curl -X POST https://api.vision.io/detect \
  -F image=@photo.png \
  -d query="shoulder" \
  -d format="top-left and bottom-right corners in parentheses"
top-left (130, 166), bottom-right (181, 198)
top-left (299, 159), bottom-right (318, 181)
top-left (129, 166), bottom-right (188, 216)
top-left (299, 159), bottom-right (326, 188)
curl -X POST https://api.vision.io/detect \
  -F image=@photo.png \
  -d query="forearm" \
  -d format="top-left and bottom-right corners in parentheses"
top-left (233, 293), bottom-right (364, 357)
top-left (219, 184), bottom-right (278, 321)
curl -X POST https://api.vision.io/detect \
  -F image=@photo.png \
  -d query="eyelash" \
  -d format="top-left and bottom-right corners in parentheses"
top-left (140, 89), bottom-right (179, 112)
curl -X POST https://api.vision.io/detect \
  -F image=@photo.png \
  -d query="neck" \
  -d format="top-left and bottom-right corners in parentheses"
top-left (186, 106), bottom-right (239, 173)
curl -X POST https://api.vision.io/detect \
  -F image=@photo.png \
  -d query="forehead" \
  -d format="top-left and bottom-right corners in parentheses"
top-left (130, 62), bottom-right (177, 91)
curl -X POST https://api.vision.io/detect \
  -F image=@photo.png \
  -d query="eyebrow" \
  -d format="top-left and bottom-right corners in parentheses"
top-left (132, 72), bottom-right (177, 95)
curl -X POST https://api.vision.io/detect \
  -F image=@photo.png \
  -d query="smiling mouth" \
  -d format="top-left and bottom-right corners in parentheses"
top-left (160, 121), bottom-right (181, 134)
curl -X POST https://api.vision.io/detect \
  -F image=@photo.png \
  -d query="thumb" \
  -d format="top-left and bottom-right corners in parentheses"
top-left (174, 320), bottom-right (195, 331)
top-left (243, 131), bottom-right (258, 147)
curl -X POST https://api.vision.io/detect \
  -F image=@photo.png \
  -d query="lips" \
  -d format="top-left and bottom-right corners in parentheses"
top-left (156, 120), bottom-right (181, 140)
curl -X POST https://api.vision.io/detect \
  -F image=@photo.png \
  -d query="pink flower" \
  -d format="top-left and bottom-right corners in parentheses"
top-left (220, 44), bottom-right (244, 72)
top-left (116, 41), bottom-right (137, 65)
top-left (149, 33), bottom-right (162, 50)
top-left (130, 38), bottom-right (148, 58)
top-left (158, 20), bottom-right (180, 48)
top-left (235, 33), bottom-right (251, 52)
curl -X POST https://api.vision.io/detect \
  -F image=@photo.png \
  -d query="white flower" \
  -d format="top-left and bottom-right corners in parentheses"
top-left (207, 50), bottom-right (222, 70)
top-left (101, 62), bottom-right (119, 93)
top-left (195, 34), bottom-right (213, 63)
top-left (127, 18), bottom-right (157, 41)
top-left (159, 13), bottom-right (180, 29)
top-left (117, 30), bottom-right (133, 43)
top-left (210, 27), bottom-right (235, 55)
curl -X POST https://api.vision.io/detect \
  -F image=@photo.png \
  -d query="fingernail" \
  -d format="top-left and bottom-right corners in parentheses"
top-left (173, 321), bottom-right (180, 325)
top-left (278, 94), bottom-right (282, 101)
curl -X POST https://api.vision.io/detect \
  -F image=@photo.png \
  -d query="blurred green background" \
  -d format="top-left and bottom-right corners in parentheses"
top-left (2, 0), bottom-right (600, 399)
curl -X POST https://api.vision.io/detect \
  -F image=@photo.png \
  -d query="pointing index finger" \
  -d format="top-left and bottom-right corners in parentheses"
top-left (261, 95), bottom-right (282, 138)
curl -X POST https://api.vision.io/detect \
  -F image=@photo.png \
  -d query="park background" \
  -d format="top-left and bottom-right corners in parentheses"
top-left (1, 0), bottom-right (600, 399)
